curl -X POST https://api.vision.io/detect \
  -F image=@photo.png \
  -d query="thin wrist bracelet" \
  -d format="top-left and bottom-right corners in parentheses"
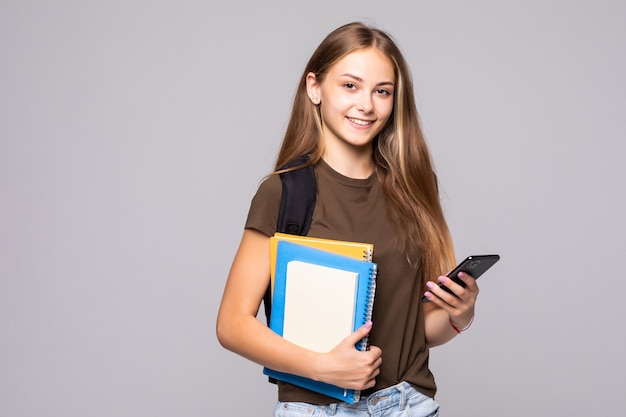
top-left (450, 315), bottom-right (474, 334)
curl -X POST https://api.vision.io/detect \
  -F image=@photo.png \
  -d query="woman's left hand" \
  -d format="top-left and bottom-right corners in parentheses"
top-left (424, 271), bottom-right (479, 330)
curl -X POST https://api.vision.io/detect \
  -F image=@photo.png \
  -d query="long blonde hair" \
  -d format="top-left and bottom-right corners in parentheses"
top-left (275, 22), bottom-right (456, 282)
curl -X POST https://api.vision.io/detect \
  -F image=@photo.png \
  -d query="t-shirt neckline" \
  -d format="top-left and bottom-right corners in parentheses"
top-left (318, 158), bottom-right (377, 189)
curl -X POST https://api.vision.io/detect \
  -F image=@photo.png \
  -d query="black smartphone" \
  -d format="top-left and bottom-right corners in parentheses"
top-left (422, 254), bottom-right (500, 302)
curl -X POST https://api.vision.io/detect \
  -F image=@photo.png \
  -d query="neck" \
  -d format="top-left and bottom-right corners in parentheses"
top-left (322, 145), bottom-right (374, 179)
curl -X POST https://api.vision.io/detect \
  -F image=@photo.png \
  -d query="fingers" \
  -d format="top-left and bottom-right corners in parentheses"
top-left (455, 272), bottom-right (479, 292)
top-left (351, 322), bottom-right (382, 378)
top-left (330, 321), bottom-right (381, 390)
top-left (424, 279), bottom-right (460, 306)
top-left (357, 347), bottom-right (382, 389)
top-left (344, 321), bottom-right (382, 358)
top-left (342, 320), bottom-right (373, 347)
top-left (294, 321), bottom-right (380, 391)
top-left (424, 272), bottom-right (479, 307)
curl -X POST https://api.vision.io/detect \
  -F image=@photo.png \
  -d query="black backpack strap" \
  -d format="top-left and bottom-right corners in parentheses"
top-left (276, 156), bottom-right (317, 236)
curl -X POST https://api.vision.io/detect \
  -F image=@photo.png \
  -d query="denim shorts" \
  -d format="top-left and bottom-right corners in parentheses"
top-left (273, 381), bottom-right (439, 417)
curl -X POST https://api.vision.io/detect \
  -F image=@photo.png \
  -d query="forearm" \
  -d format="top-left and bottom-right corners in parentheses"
top-left (216, 310), bottom-right (319, 378)
top-left (424, 306), bottom-right (458, 348)
top-left (217, 310), bottom-right (380, 391)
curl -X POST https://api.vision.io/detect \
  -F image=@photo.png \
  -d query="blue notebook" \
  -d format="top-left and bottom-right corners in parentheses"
top-left (263, 240), bottom-right (377, 404)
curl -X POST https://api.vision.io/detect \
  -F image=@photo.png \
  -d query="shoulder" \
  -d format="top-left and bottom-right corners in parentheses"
top-left (244, 174), bottom-right (282, 236)
top-left (256, 173), bottom-right (282, 198)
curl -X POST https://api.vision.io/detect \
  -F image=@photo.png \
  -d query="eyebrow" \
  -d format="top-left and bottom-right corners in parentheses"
top-left (340, 73), bottom-right (395, 87)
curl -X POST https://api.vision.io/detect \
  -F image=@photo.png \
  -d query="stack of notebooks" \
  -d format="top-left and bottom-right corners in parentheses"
top-left (263, 233), bottom-right (378, 404)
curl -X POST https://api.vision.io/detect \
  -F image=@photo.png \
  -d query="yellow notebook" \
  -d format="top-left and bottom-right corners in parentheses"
top-left (269, 233), bottom-right (374, 299)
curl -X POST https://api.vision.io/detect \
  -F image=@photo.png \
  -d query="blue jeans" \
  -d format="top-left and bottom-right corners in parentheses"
top-left (273, 382), bottom-right (439, 417)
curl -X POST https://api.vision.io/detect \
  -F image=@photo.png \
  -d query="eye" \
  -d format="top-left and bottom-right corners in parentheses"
top-left (375, 88), bottom-right (392, 96)
top-left (344, 82), bottom-right (357, 90)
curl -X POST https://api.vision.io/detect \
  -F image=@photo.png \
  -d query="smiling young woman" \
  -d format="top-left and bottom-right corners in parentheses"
top-left (217, 22), bottom-right (479, 417)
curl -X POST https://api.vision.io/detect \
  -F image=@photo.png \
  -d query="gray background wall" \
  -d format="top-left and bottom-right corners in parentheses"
top-left (1, 1), bottom-right (625, 415)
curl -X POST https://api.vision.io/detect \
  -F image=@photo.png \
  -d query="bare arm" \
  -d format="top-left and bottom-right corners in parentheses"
top-left (216, 229), bottom-right (382, 390)
top-left (423, 272), bottom-right (479, 347)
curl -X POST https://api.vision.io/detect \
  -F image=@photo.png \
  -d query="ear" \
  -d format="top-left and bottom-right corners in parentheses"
top-left (305, 72), bottom-right (321, 105)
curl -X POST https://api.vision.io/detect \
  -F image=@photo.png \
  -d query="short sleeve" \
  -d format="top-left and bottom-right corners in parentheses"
top-left (244, 174), bottom-right (282, 237)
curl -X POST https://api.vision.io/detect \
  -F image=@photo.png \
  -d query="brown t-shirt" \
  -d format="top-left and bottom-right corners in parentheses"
top-left (245, 159), bottom-right (436, 403)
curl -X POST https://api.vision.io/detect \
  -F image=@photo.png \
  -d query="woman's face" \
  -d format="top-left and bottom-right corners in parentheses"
top-left (307, 47), bottom-right (395, 153)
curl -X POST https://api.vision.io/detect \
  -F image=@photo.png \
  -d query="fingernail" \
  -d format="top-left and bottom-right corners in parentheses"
top-left (426, 281), bottom-right (434, 289)
top-left (424, 291), bottom-right (432, 299)
top-left (364, 320), bottom-right (373, 329)
top-left (438, 276), bottom-right (446, 283)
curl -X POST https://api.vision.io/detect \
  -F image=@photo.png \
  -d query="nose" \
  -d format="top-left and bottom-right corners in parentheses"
top-left (356, 92), bottom-right (373, 113)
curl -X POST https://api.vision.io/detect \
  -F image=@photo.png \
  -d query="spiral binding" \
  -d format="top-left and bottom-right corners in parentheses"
top-left (356, 263), bottom-right (377, 352)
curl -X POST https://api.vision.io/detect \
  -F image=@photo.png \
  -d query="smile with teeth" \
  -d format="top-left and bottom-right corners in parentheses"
top-left (347, 117), bottom-right (373, 126)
